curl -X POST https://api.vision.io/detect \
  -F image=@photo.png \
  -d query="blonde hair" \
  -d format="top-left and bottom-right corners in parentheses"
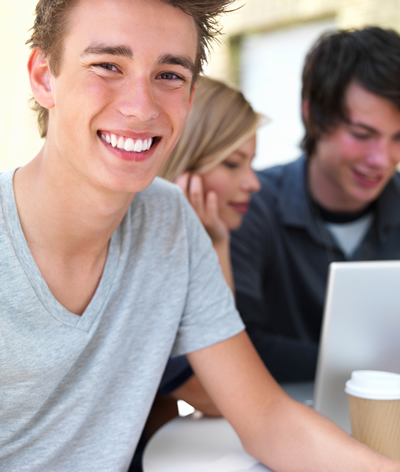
top-left (159, 76), bottom-right (265, 182)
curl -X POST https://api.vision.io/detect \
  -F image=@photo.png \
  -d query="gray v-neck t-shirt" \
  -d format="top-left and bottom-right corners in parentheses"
top-left (0, 169), bottom-right (244, 471)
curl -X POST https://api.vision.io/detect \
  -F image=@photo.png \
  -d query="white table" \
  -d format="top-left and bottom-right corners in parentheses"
top-left (143, 382), bottom-right (314, 472)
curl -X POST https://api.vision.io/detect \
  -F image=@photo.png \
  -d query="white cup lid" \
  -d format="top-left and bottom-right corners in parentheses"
top-left (345, 370), bottom-right (400, 400)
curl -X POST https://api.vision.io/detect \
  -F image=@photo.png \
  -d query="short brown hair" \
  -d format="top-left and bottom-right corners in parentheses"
top-left (27, 0), bottom-right (237, 138)
top-left (301, 26), bottom-right (400, 157)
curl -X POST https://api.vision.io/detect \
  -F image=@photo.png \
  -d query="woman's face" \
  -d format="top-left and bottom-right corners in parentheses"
top-left (201, 134), bottom-right (260, 230)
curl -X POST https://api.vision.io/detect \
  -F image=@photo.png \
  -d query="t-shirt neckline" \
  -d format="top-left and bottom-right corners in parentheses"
top-left (0, 168), bottom-right (121, 331)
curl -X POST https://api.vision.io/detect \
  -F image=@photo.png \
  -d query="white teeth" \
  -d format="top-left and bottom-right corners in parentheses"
top-left (134, 140), bottom-right (143, 152)
top-left (103, 134), bottom-right (153, 152)
top-left (124, 138), bottom-right (135, 152)
top-left (117, 136), bottom-right (125, 150)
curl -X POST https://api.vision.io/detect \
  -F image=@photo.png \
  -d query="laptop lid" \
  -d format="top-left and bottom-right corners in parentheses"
top-left (313, 260), bottom-right (400, 433)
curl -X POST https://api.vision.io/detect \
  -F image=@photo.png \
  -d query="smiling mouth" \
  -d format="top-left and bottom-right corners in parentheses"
top-left (98, 131), bottom-right (158, 153)
top-left (353, 168), bottom-right (382, 184)
top-left (229, 202), bottom-right (250, 214)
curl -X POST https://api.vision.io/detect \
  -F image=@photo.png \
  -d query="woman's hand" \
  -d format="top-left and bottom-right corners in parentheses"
top-left (175, 172), bottom-right (229, 245)
top-left (176, 172), bottom-right (234, 291)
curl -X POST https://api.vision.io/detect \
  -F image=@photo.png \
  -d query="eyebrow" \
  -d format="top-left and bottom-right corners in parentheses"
top-left (81, 44), bottom-right (195, 74)
top-left (158, 54), bottom-right (195, 74)
top-left (230, 150), bottom-right (248, 160)
top-left (81, 44), bottom-right (133, 59)
top-left (347, 120), bottom-right (400, 138)
top-left (346, 120), bottom-right (378, 134)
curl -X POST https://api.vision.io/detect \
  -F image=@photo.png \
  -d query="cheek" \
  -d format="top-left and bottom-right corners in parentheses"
top-left (338, 135), bottom-right (369, 160)
top-left (54, 75), bottom-right (100, 127)
top-left (202, 172), bottom-right (233, 204)
top-left (158, 88), bottom-right (193, 126)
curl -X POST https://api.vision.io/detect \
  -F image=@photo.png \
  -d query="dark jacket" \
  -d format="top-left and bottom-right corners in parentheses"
top-left (231, 155), bottom-right (400, 382)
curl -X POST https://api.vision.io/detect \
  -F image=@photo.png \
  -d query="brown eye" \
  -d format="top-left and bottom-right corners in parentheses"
top-left (158, 72), bottom-right (184, 81)
top-left (95, 63), bottom-right (120, 72)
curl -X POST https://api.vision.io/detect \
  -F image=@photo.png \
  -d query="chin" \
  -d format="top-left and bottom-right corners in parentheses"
top-left (227, 218), bottom-right (243, 231)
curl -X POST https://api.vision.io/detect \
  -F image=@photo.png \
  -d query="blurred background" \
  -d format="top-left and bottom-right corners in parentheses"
top-left (1, 0), bottom-right (400, 172)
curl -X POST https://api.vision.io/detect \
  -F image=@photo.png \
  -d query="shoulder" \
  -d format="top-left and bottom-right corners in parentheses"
top-left (391, 170), bottom-right (400, 188)
top-left (122, 177), bottom-right (188, 240)
top-left (251, 157), bottom-right (304, 209)
top-left (379, 170), bottom-right (400, 204)
top-left (256, 157), bottom-right (303, 190)
top-left (126, 177), bottom-right (203, 242)
top-left (380, 170), bottom-right (400, 206)
top-left (132, 177), bottom-right (187, 217)
top-left (137, 176), bottom-right (183, 203)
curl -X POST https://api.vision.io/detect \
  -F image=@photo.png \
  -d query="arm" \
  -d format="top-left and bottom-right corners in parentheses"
top-left (170, 374), bottom-right (221, 417)
top-left (162, 171), bottom-right (231, 416)
top-left (187, 331), bottom-right (400, 472)
top-left (158, 355), bottom-right (221, 417)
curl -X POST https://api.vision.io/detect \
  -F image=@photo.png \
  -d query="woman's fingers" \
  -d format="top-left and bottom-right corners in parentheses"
top-left (187, 174), bottom-right (205, 218)
top-left (204, 190), bottom-right (219, 222)
top-left (175, 172), bottom-right (190, 198)
top-left (204, 191), bottom-right (229, 243)
top-left (175, 173), bottom-right (228, 244)
top-left (175, 172), bottom-right (205, 218)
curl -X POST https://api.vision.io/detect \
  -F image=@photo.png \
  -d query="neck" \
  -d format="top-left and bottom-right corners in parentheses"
top-left (12, 144), bottom-right (138, 315)
top-left (307, 155), bottom-right (369, 213)
top-left (13, 146), bottom-right (134, 259)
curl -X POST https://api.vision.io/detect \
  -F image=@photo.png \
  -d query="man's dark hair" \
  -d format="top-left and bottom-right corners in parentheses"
top-left (26, 0), bottom-right (237, 138)
top-left (301, 26), bottom-right (400, 157)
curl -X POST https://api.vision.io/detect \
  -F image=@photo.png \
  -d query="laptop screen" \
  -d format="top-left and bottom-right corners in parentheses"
top-left (313, 260), bottom-right (400, 432)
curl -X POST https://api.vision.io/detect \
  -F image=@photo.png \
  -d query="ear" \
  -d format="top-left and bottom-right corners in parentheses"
top-left (27, 48), bottom-right (55, 109)
top-left (301, 99), bottom-right (309, 123)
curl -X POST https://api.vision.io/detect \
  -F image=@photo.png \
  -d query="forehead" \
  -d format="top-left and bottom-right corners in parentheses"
top-left (233, 134), bottom-right (257, 158)
top-left (62, 0), bottom-right (197, 64)
top-left (344, 81), bottom-right (400, 125)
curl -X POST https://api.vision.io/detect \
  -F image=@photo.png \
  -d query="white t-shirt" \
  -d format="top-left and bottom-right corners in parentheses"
top-left (325, 213), bottom-right (373, 258)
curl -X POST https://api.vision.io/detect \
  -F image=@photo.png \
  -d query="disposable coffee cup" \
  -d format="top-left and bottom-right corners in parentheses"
top-left (345, 370), bottom-right (400, 460)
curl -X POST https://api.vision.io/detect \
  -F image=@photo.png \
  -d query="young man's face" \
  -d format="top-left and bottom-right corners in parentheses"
top-left (308, 81), bottom-right (400, 212)
top-left (40, 0), bottom-right (197, 193)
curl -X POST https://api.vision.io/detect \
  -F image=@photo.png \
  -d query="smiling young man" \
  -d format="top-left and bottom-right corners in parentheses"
top-left (1, 3), bottom-right (400, 471)
top-left (231, 27), bottom-right (400, 383)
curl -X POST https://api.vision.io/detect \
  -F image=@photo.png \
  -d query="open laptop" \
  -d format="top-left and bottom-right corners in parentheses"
top-left (313, 260), bottom-right (400, 433)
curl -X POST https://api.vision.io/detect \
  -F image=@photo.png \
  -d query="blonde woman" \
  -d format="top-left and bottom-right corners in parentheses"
top-left (156, 76), bottom-right (265, 414)
top-left (159, 75), bottom-right (264, 291)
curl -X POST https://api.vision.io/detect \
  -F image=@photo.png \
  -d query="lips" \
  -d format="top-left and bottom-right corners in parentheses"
top-left (229, 202), bottom-right (250, 214)
top-left (352, 168), bottom-right (383, 187)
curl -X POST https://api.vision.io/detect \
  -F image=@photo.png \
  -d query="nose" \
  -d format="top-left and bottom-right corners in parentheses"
top-left (241, 166), bottom-right (261, 194)
top-left (118, 76), bottom-right (159, 122)
top-left (366, 139), bottom-right (392, 168)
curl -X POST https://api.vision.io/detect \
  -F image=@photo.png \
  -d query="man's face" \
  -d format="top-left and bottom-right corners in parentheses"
top-left (43, 0), bottom-right (197, 194)
top-left (308, 81), bottom-right (400, 212)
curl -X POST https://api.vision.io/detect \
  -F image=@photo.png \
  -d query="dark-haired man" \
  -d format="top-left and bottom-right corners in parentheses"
top-left (1, 2), bottom-right (400, 470)
top-left (231, 26), bottom-right (400, 383)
